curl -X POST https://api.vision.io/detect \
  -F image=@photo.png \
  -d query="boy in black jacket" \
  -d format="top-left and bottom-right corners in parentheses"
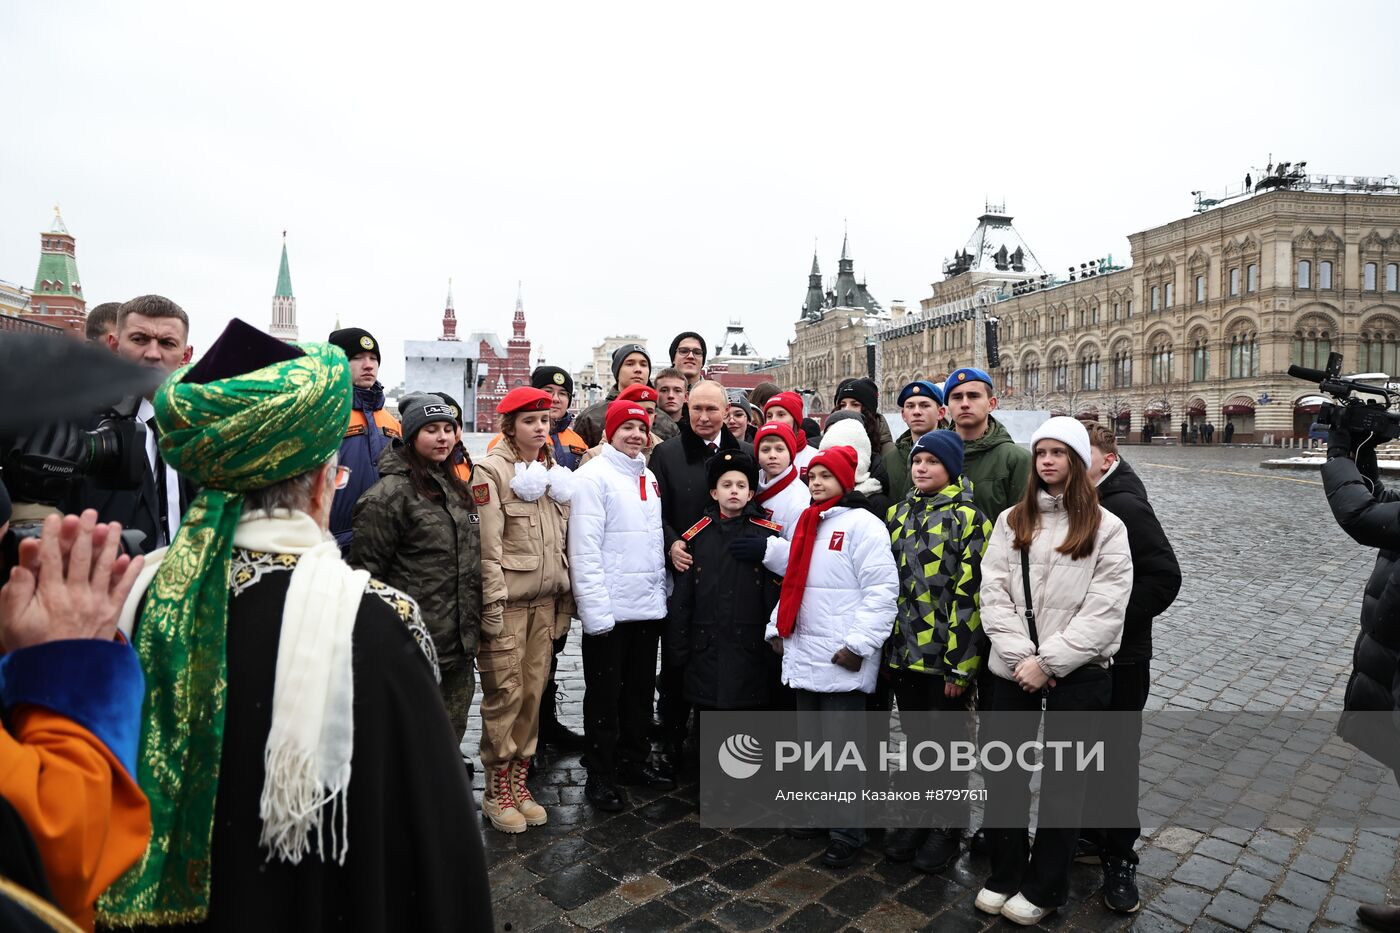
top-left (666, 451), bottom-right (783, 711)
top-left (1081, 424), bottom-right (1182, 914)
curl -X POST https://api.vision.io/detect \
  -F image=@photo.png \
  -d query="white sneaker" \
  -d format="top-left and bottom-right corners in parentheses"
top-left (974, 888), bottom-right (1010, 914)
top-left (1001, 893), bottom-right (1055, 926)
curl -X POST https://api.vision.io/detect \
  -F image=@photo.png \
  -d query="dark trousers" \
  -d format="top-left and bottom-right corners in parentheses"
top-left (540, 631), bottom-right (570, 728)
top-left (1081, 660), bottom-right (1151, 864)
top-left (982, 667), bottom-right (1110, 908)
top-left (795, 688), bottom-right (869, 847)
top-left (582, 621), bottom-right (662, 775)
top-left (659, 660), bottom-right (691, 742)
top-left (892, 670), bottom-right (974, 826)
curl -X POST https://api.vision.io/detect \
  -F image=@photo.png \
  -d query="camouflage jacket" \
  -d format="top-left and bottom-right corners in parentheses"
top-left (884, 478), bottom-right (993, 685)
top-left (350, 443), bottom-right (484, 662)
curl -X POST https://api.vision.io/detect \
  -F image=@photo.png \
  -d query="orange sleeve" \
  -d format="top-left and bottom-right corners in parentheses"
top-left (0, 709), bottom-right (151, 931)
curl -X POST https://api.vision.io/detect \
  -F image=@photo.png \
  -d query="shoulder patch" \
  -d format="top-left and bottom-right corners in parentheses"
top-left (682, 516), bottom-right (712, 541)
top-left (472, 483), bottom-right (491, 505)
top-left (750, 517), bottom-right (783, 533)
top-left (364, 579), bottom-right (440, 683)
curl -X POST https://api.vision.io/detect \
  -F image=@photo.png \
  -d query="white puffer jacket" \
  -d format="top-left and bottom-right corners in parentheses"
top-left (764, 504), bottom-right (899, 693)
top-left (568, 443), bottom-right (667, 634)
top-left (979, 489), bottom-right (1133, 680)
top-left (793, 445), bottom-right (818, 480)
top-left (756, 465), bottom-right (810, 541)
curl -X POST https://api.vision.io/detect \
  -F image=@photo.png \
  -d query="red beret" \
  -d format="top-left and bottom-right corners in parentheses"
top-left (616, 384), bottom-right (658, 405)
top-left (497, 386), bottom-right (553, 414)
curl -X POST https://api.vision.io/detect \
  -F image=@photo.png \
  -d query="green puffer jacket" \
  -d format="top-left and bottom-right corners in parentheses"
top-left (350, 443), bottom-right (484, 664)
top-left (884, 479), bottom-right (993, 685)
top-left (961, 416), bottom-right (1032, 523)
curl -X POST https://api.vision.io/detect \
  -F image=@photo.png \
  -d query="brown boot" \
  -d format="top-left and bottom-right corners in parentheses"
top-left (482, 765), bottom-right (526, 834)
top-left (1359, 904), bottom-right (1400, 933)
top-left (510, 759), bottom-right (548, 827)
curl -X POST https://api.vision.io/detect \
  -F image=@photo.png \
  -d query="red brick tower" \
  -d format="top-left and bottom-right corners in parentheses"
top-left (506, 282), bottom-right (532, 389)
top-left (28, 207), bottom-right (86, 337)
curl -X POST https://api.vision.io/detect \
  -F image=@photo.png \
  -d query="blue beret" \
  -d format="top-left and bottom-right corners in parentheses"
top-left (897, 380), bottom-right (944, 407)
top-left (943, 367), bottom-right (994, 399)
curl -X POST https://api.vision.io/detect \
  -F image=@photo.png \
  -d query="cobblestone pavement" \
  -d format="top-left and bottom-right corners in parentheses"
top-left (463, 445), bottom-right (1400, 932)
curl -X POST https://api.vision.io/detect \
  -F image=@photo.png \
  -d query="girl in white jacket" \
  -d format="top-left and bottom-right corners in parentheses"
top-left (973, 416), bottom-right (1132, 926)
top-left (764, 445), bottom-right (898, 869)
top-left (568, 400), bottom-right (670, 813)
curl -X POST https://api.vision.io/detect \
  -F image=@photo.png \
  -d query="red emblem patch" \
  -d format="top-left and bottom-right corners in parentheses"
top-left (472, 483), bottom-right (491, 505)
top-left (652, 481), bottom-right (660, 497)
top-left (828, 531), bottom-right (845, 551)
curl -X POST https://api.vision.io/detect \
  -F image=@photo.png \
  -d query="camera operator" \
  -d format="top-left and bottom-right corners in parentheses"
top-left (1322, 421), bottom-right (1400, 932)
top-left (72, 296), bottom-right (196, 553)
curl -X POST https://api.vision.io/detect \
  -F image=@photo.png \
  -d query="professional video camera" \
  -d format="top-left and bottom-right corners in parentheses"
top-left (0, 419), bottom-right (147, 508)
top-left (1288, 351), bottom-right (1400, 442)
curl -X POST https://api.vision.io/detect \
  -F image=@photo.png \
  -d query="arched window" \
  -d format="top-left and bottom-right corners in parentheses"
top-left (1319, 260), bottom-right (1334, 290)
top-left (1228, 325), bottom-right (1259, 378)
top-left (1111, 343), bottom-right (1132, 388)
top-left (1365, 262), bottom-right (1378, 291)
top-left (1360, 322), bottom-right (1400, 377)
top-left (1050, 350), bottom-right (1068, 392)
top-left (1079, 350), bottom-right (1100, 390)
top-left (1191, 335), bottom-right (1208, 382)
top-left (1292, 319), bottom-right (1332, 369)
top-left (1388, 263), bottom-right (1399, 292)
top-left (1149, 337), bottom-right (1173, 385)
top-left (1297, 260), bottom-right (1312, 288)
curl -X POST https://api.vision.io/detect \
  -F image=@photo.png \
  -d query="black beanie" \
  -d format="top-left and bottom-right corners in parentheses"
top-left (669, 331), bottom-right (708, 364)
top-left (835, 377), bottom-right (879, 414)
top-left (706, 449), bottom-right (759, 491)
top-left (531, 365), bottom-right (574, 399)
top-left (328, 327), bottom-right (382, 363)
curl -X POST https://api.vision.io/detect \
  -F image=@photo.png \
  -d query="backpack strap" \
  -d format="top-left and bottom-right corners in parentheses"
top-left (1019, 547), bottom-right (1039, 649)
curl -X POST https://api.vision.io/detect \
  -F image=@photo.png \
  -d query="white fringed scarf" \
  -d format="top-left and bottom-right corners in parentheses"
top-left (118, 508), bottom-right (362, 866)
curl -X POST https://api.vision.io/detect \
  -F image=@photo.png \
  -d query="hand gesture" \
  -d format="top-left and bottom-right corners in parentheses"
top-left (0, 510), bottom-right (144, 653)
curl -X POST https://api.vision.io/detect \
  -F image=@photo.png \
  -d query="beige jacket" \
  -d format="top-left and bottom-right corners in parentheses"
top-left (979, 489), bottom-right (1132, 680)
top-left (476, 442), bottom-right (575, 616)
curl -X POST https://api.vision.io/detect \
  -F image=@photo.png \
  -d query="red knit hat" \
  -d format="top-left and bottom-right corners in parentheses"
top-left (605, 399), bottom-right (651, 441)
top-left (762, 392), bottom-right (808, 451)
top-left (497, 386), bottom-right (553, 414)
top-left (807, 445), bottom-right (857, 493)
top-left (753, 422), bottom-right (797, 458)
top-left (616, 383), bottom-right (658, 405)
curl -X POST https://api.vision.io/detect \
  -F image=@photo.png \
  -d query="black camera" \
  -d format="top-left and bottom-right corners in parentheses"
top-left (0, 419), bottom-right (148, 508)
top-left (1288, 352), bottom-right (1400, 443)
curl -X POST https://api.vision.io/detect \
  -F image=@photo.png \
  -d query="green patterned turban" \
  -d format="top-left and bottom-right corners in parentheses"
top-left (100, 333), bottom-right (350, 927)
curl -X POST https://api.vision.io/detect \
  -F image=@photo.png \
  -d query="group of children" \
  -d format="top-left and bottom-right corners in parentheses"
top-left (414, 363), bottom-right (1136, 928)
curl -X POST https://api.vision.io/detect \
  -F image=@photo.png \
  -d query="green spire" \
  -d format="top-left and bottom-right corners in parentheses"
top-left (275, 232), bottom-right (293, 298)
top-left (33, 206), bottom-right (81, 298)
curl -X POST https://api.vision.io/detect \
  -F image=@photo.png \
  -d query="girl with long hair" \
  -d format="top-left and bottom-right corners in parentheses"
top-left (473, 388), bottom-right (576, 834)
top-left (351, 394), bottom-right (484, 745)
top-left (973, 416), bottom-right (1132, 925)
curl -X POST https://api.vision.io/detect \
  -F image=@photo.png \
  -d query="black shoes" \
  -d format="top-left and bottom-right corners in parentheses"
top-left (913, 828), bottom-right (962, 874)
top-left (1102, 857), bottom-right (1141, 914)
top-left (539, 718), bottom-right (587, 752)
top-left (968, 827), bottom-right (989, 856)
top-left (615, 760), bottom-right (677, 790)
top-left (584, 773), bottom-right (627, 812)
top-left (1358, 904), bottom-right (1400, 932)
top-left (883, 828), bottom-right (928, 863)
top-left (1074, 835), bottom-right (1103, 865)
top-left (786, 827), bottom-right (824, 839)
top-left (821, 838), bottom-right (860, 869)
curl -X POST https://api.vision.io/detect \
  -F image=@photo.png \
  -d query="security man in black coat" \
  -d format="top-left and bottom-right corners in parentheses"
top-left (1322, 425), bottom-right (1400, 933)
top-left (1081, 425), bottom-right (1182, 914)
top-left (665, 451), bottom-right (781, 710)
top-left (650, 381), bottom-right (748, 765)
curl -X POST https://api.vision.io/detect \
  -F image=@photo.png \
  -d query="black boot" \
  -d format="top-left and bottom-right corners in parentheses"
top-left (883, 828), bottom-right (928, 863)
top-left (913, 828), bottom-right (961, 874)
top-left (538, 679), bottom-right (586, 752)
top-left (585, 772), bottom-right (628, 812)
top-left (1358, 904), bottom-right (1400, 933)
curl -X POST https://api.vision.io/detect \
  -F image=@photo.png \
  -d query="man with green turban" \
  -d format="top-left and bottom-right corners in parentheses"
top-left (98, 320), bottom-right (491, 931)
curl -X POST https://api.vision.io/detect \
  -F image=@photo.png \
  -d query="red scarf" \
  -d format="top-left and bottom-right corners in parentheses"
top-left (774, 495), bottom-right (844, 637)
top-left (756, 465), bottom-right (798, 504)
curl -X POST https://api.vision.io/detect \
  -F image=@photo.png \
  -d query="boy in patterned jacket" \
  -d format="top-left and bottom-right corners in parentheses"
top-left (882, 429), bottom-right (993, 873)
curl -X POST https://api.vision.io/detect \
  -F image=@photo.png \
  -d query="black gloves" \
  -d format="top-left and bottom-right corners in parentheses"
top-left (1327, 425), bottom-right (1354, 461)
top-left (729, 535), bottom-right (768, 563)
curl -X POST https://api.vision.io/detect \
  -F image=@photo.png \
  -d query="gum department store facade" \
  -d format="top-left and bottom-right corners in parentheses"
top-left (776, 173), bottom-right (1400, 443)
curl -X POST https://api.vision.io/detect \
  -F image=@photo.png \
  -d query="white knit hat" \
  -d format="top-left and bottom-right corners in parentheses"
top-left (1029, 416), bottom-right (1092, 469)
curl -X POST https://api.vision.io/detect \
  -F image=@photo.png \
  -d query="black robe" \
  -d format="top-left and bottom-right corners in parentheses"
top-left (127, 553), bottom-right (492, 932)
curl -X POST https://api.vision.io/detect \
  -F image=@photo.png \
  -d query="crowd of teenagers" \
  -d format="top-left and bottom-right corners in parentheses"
top-left (1, 301), bottom-right (1185, 931)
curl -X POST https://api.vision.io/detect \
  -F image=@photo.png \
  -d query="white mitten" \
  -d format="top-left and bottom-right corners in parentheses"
top-left (545, 463), bottom-right (575, 503)
top-left (509, 460), bottom-right (550, 501)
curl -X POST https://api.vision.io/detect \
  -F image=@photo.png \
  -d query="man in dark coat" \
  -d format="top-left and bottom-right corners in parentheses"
top-left (1322, 428), bottom-right (1400, 932)
top-left (650, 381), bottom-right (745, 764)
top-left (1081, 424), bottom-right (1182, 914)
top-left (71, 295), bottom-right (198, 553)
top-left (665, 451), bottom-right (781, 710)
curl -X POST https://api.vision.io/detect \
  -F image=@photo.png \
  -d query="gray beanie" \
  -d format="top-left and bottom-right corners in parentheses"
top-left (610, 343), bottom-right (651, 383)
top-left (400, 393), bottom-right (458, 440)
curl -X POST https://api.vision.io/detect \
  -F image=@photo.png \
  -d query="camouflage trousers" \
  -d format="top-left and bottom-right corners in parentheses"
top-left (439, 655), bottom-right (477, 744)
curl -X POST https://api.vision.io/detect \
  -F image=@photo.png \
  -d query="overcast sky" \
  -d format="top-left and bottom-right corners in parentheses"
top-left (3, 1), bottom-right (1395, 388)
